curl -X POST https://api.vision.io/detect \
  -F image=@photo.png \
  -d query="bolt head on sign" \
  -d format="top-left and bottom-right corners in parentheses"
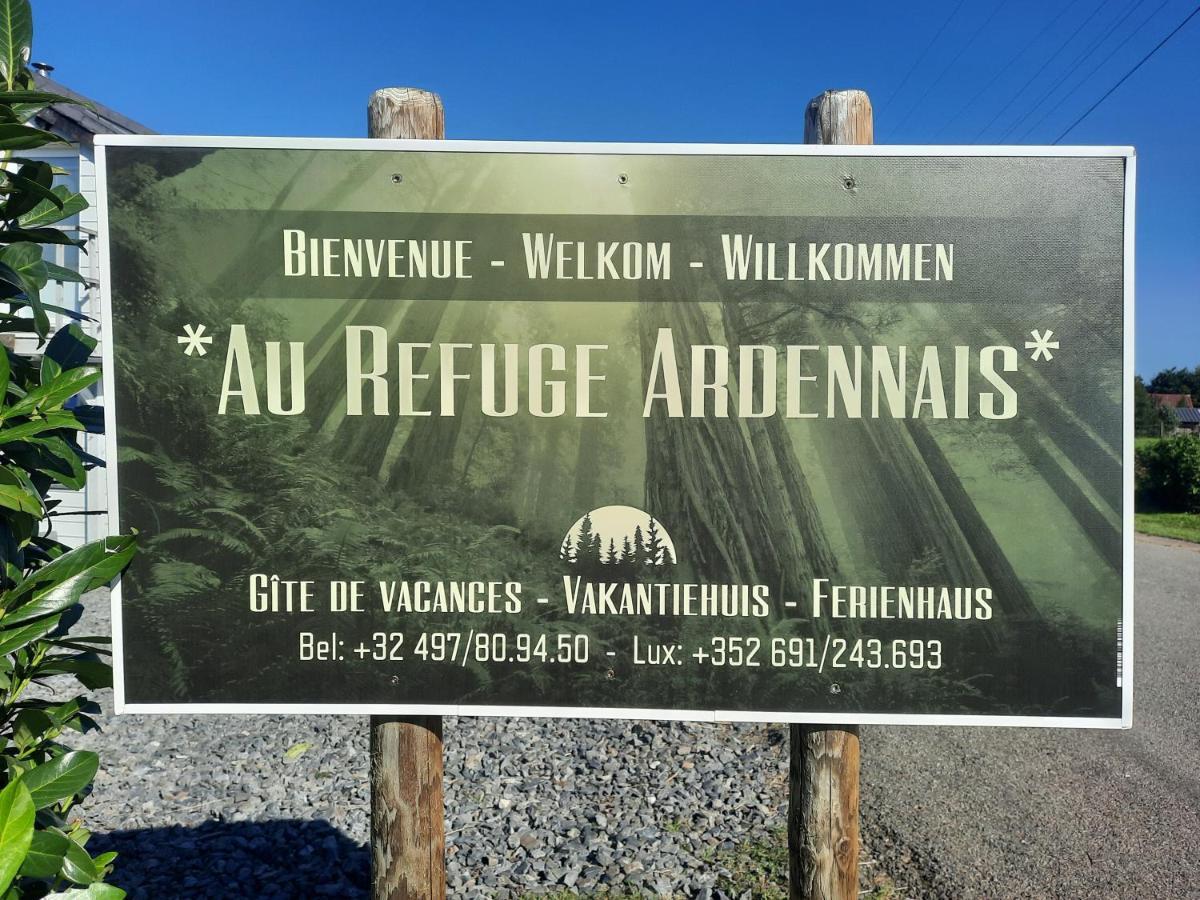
top-left (96, 136), bottom-right (1133, 728)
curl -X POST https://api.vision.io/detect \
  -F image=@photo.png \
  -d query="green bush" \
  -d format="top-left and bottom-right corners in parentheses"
top-left (1136, 435), bottom-right (1200, 513)
top-left (0, 1), bottom-right (136, 896)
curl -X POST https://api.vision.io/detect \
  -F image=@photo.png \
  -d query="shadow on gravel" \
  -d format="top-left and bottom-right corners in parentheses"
top-left (90, 819), bottom-right (369, 899)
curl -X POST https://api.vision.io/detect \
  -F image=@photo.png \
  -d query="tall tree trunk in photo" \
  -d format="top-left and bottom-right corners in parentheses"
top-left (303, 298), bottom-right (437, 439)
top-left (572, 417), bottom-right (606, 515)
top-left (906, 302), bottom-right (1121, 580)
top-left (804, 315), bottom-right (1036, 629)
top-left (722, 302), bottom-right (839, 579)
top-left (389, 303), bottom-right (495, 493)
top-left (639, 302), bottom-right (817, 605)
top-left (533, 423), bottom-right (569, 530)
top-left (335, 299), bottom-right (451, 475)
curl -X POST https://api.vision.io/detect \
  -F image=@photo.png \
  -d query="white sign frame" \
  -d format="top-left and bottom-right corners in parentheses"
top-left (95, 135), bottom-right (1136, 728)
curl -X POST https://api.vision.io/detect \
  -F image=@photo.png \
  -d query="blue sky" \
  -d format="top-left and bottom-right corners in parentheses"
top-left (36, 0), bottom-right (1198, 377)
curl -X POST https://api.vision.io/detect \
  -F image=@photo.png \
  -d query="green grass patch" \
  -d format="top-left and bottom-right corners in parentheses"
top-left (1136, 436), bottom-right (1165, 451)
top-left (710, 829), bottom-right (899, 899)
top-left (521, 836), bottom-right (901, 898)
top-left (1136, 511), bottom-right (1200, 544)
top-left (714, 829), bottom-right (789, 899)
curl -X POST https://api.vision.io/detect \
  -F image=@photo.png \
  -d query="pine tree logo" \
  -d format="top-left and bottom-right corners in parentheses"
top-left (559, 505), bottom-right (677, 575)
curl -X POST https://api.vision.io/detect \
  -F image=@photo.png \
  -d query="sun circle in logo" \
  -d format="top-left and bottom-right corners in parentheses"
top-left (559, 505), bottom-right (676, 567)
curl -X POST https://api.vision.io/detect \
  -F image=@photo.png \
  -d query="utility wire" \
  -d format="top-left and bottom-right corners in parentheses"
top-left (1055, 1), bottom-right (1200, 141)
top-left (1017, 0), bottom-right (1169, 141)
top-left (1000, 0), bottom-right (1149, 140)
top-left (973, 0), bottom-right (1116, 142)
top-left (934, 0), bottom-right (1086, 140)
top-left (884, 0), bottom-right (968, 111)
top-left (894, 0), bottom-right (1012, 134)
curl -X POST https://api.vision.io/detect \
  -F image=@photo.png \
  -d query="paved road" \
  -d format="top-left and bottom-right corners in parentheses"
top-left (860, 538), bottom-right (1200, 899)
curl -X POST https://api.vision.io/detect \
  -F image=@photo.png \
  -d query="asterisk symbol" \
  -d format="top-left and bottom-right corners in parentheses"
top-left (178, 324), bottom-right (214, 357)
top-left (1024, 328), bottom-right (1060, 362)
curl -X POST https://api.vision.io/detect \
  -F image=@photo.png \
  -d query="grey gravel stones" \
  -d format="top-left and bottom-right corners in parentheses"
top-left (68, 593), bottom-right (792, 898)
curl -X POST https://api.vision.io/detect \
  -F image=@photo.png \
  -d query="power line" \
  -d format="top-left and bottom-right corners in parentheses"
top-left (1055, 1), bottom-right (1200, 141)
top-left (934, 0), bottom-right (1086, 140)
top-left (1017, 0), bottom-right (1169, 141)
top-left (893, 0), bottom-right (1012, 134)
top-left (1000, 0), bottom-right (1150, 141)
top-left (884, 0), bottom-right (968, 112)
top-left (973, 0), bottom-right (1116, 142)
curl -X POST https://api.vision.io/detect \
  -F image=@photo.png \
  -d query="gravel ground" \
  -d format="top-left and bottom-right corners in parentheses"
top-left (69, 589), bottom-right (805, 897)
top-left (77, 710), bottom-right (799, 898)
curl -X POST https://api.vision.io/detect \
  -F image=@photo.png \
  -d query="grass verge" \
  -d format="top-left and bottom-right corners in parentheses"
top-left (1136, 511), bottom-right (1200, 544)
top-left (710, 829), bottom-right (899, 899)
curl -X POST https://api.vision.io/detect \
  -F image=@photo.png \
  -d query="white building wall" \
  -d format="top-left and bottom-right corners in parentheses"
top-left (16, 145), bottom-right (108, 548)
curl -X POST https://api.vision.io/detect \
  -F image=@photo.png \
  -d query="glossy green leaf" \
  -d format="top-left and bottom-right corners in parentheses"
top-left (18, 827), bottom-right (69, 880)
top-left (0, 242), bottom-right (47, 335)
top-left (0, 779), bottom-right (34, 893)
top-left (44, 260), bottom-right (86, 284)
top-left (59, 834), bottom-right (98, 885)
top-left (18, 187), bottom-right (86, 228)
top-left (15, 434), bottom-right (88, 489)
top-left (0, 472), bottom-right (41, 513)
top-left (0, 241), bottom-right (46, 290)
top-left (44, 884), bottom-right (126, 899)
top-left (0, 262), bottom-right (25, 299)
top-left (4, 534), bottom-right (137, 622)
top-left (2, 161), bottom-right (60, 219)
top-left (0, 227), bottom-right (84, 248)
top-left (0, 122), bottom-right (61, 150)
top-left (2, 366), bottom-right (98, 419)
top-left (10, 708), bottom-right (53, 751)
top-left (34, 653), bottom-right (111, 689)
top-left (18, 750), bottom-right (99, 809)
top-left (0, 89), bottom-right (80, 105)
top-left (0, 91), bottom-right (88, 123)
top-left (40, 323), bottom-right (95, 382)
top-left (0, 410), bottom-right (87, 444)
top-left (0, 0), bottom-right (31, 91)
top-left (0, 614), bottom-right (60, 655)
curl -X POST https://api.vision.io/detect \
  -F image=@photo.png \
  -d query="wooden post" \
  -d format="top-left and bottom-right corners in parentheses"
top-left (368, 86), bottom-right (447, 900)
top-left (789, 88), bottom-right (871, 900)
top-left (803, 89), bottom-right (873, 145)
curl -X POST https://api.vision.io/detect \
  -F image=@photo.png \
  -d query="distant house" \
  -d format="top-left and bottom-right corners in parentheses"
top-left (1150, 392), bottom-right (1200, 435)
top-left (1149, 392), bottom-right (1195, 410)
top-left (1173, 407), bottom-right (1200, 434)
top-left (22, 69), bottom-right (153, 546)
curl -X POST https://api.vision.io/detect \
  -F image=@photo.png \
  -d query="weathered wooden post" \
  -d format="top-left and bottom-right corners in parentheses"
top-left (367, 86), bottom-right (448, 900)
top-left (788, 88), bottom-right (871, 900)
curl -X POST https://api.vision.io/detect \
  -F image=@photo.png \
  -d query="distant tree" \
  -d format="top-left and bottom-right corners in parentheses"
top-left (559, 532), bottom-right (575, 562)
top-left (588, 530), bottom-right (603, 566)
top-left (1135, 376), bottom-right (1169, 437)
top-left (621, 535), bottom-right (634, 564)
top-left (606, 537), bottom-right (618, 565)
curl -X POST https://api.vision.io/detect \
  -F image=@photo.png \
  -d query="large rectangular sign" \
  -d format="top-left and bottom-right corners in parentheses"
top-left (97, 137), bottom-right (1134, 726)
